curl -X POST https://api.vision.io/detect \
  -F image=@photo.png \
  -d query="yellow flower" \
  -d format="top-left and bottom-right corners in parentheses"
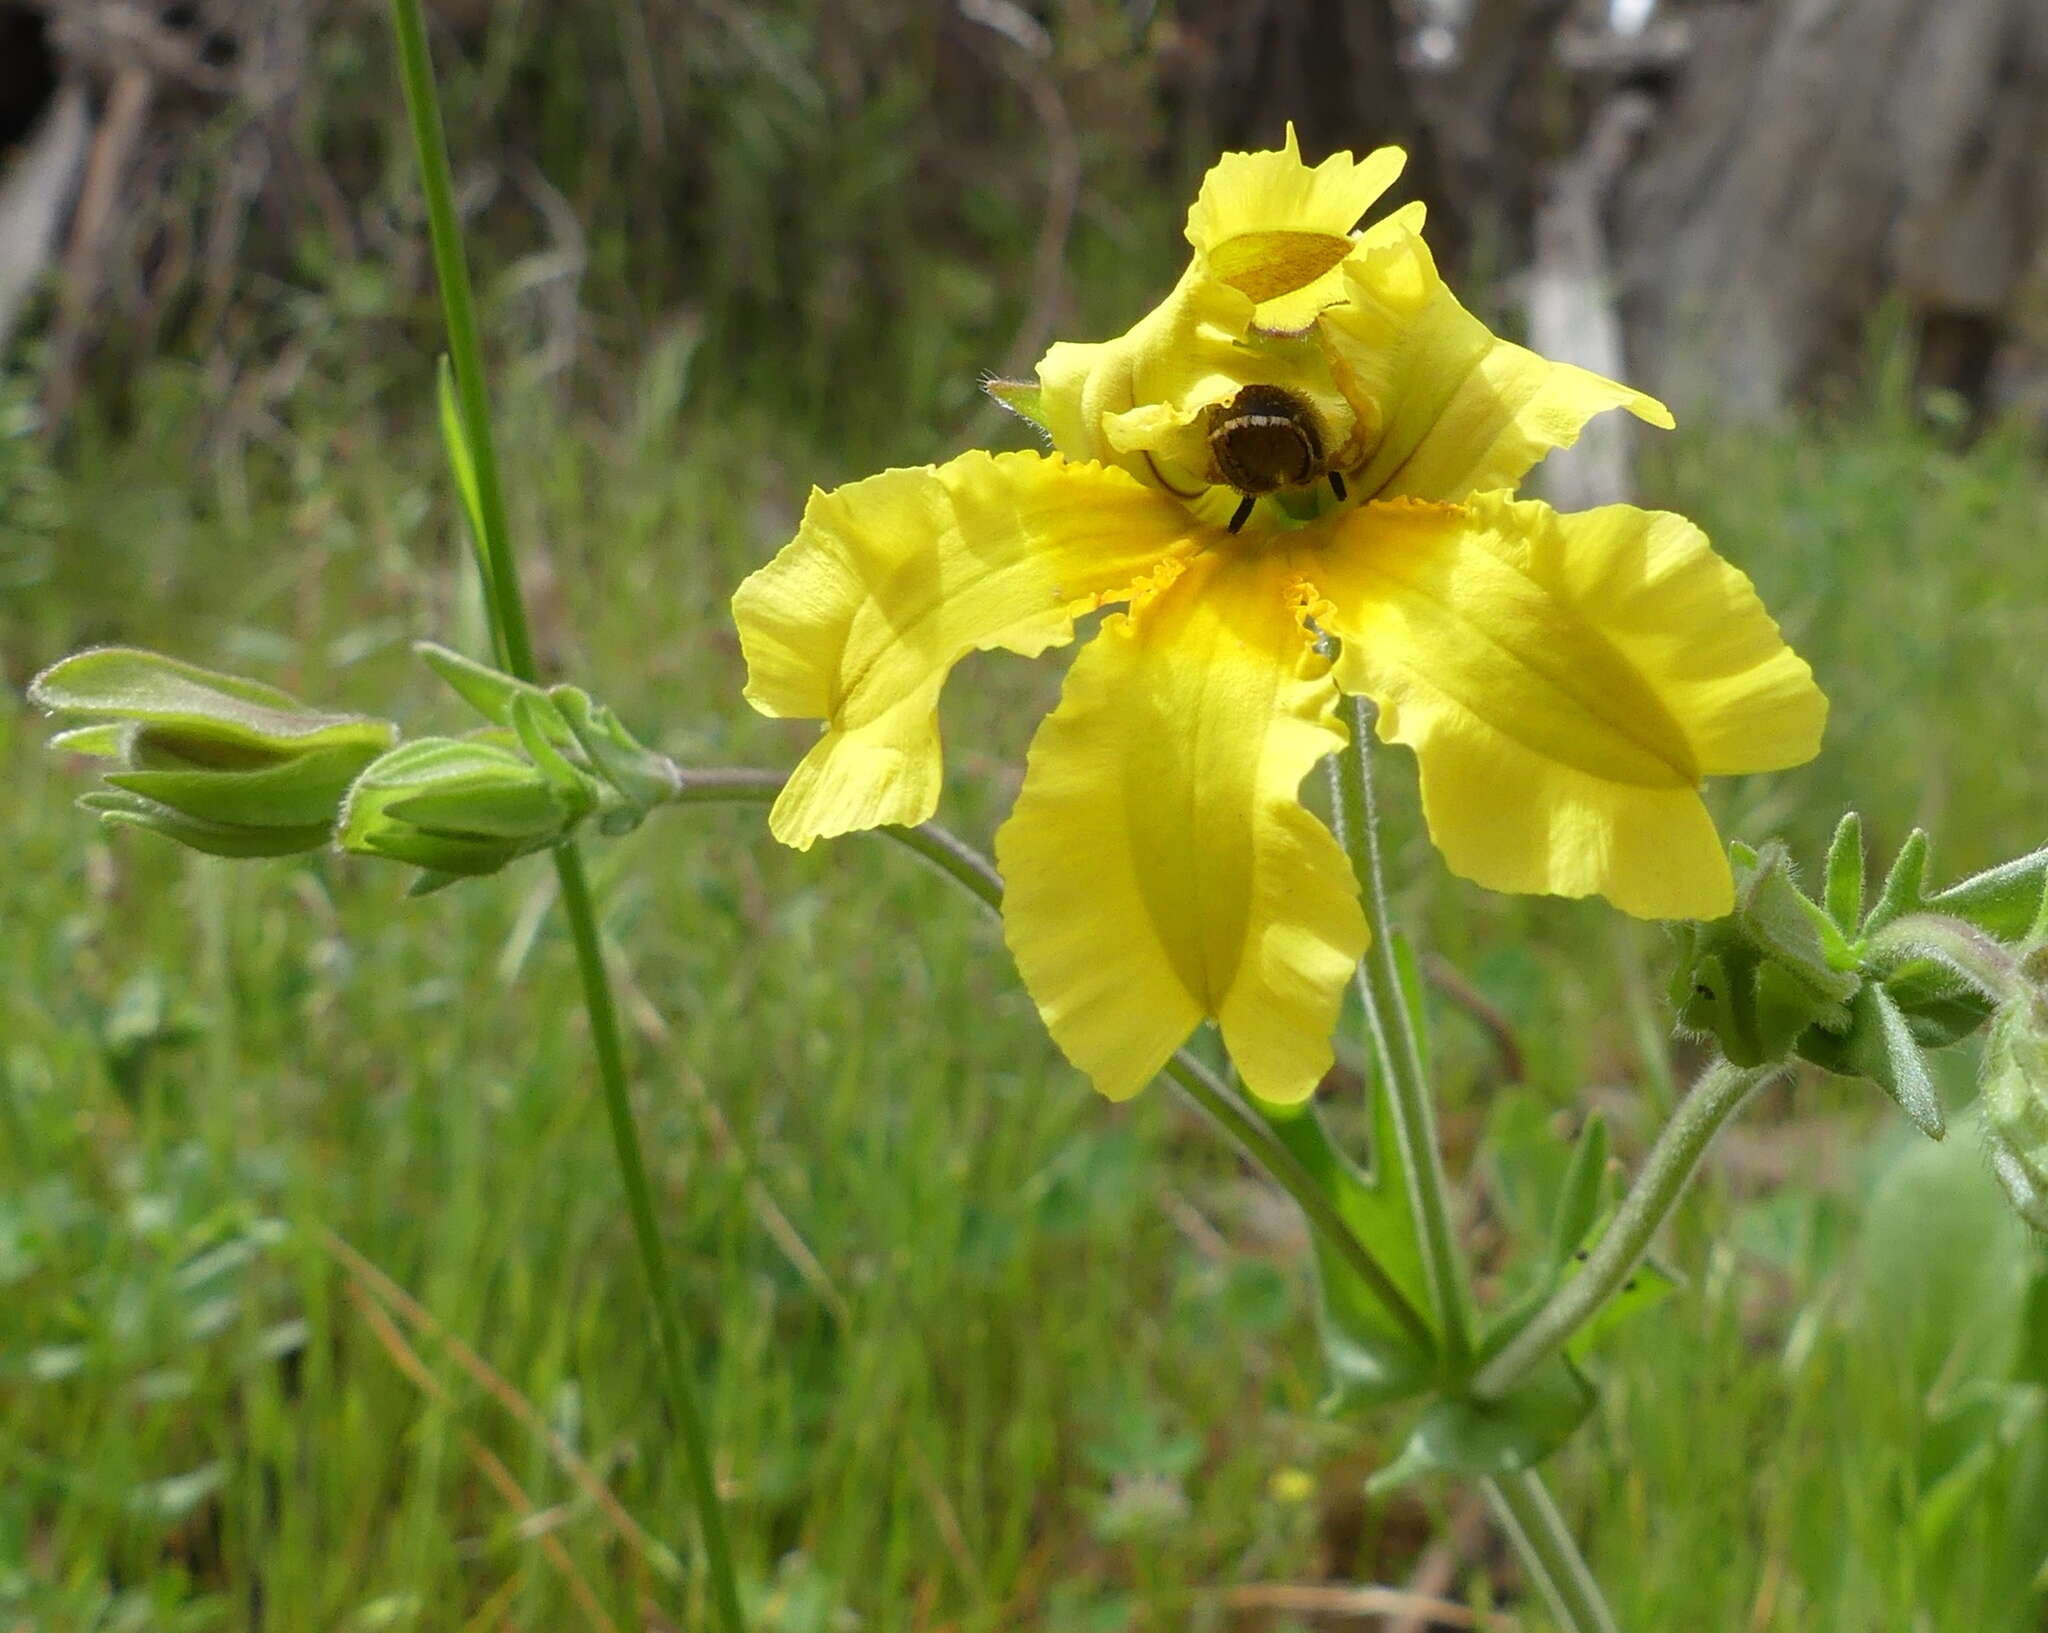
top-left (733, 134), bottom-right (1826, 1108)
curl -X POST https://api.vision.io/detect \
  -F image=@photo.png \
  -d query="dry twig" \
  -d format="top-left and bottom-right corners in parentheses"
top-left (1225, 1579), bottom-right (1476, 1627)
top-left (322, 1226), bottom-right (684, 1584)
top-left (344, 1282), bottom-right (624, 1633)
top-left (1387, 1494), bottom-right (1492, 1633)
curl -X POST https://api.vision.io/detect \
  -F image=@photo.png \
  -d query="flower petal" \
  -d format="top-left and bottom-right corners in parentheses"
top-left (1321, 226), bottom-right (1673, 503)
top-left (1035, 270), bottom-right (1367, 526)
top-left (1186, 125), bottom-right (1406, 326)
top-left (1034, 138), bottom-right (1414, 494)
top-left (996, 549), bottom-right (1368, 1103)
top-left (1033, 271), bottom-right (1250, 471)
top-left (1306, 495), bottom-right (1826, 920)
top-left (734, 450), bottom-right (1195, 847)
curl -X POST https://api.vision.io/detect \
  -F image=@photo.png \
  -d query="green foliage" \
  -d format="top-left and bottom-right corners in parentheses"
top-left (48, 3), bottom-right (1175, 465)
top-left (0, 382), bottom-right (60, 592)
top-left (1475, 1091), bottom-right (1676, 1371)
top-left (1580, 1125), bottom-right (2048, 1629)
top-left (434, 357), bottom-right (490, 571)
top-left (1370, 1357), bottom-right (1593, 1491)
top-left (1866, 829), bottom-right (1934, 937)
top-left (25, 636), bottom-right (685, 889)
top-left (29, 648), bottom-right (395, 763)
top-left (1262, 1094), bottom-right (1435, 1409)
top-left (1824, 810), bottom-right (1865, 929)
top-left (415, 639), bottom-right (555, 733)
top-left (546, 685), bottom-right (683, 825)
top-left (1819, 983), bottom-right (1947, 1138)
top-left (1548, 1113), bottom-right (1609, 1271)
top-left (8, 307), bottom-right (2048, 1625)
top-left (414, 642), bottom-right (679, 831)
top-left (1929, 849), bottom-right (2048, 945)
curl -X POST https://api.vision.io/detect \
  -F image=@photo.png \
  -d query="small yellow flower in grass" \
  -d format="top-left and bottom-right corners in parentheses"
top-left (733, 131), bottom-right (1826, 1108)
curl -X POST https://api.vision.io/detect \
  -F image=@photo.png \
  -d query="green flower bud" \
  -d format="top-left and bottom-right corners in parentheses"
top-left (1979, 990), bottom-right (2048, 1233)
top-left (337, 736), bottom-right (597, 884)
top-left (1671, 840), bottom-right (1858, 1069)
top-left (1668, 822), bottom-right (2048, 1141)
top-left (1662, 815), bottom-right (2048, 1147)
top-left (30, 647), bottom-right (398, 857)
top-left (547, 684), bottom-right (680, 831)
top-left (413, 642), bottom-right (680, 835)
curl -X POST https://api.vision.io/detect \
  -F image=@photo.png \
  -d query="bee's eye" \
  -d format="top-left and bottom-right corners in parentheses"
top-left (1206, 385), bottom-right (1324, 496)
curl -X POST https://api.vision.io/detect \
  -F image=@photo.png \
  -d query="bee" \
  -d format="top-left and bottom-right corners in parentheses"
top-left (1205, 383), bottom-right (1349, 533)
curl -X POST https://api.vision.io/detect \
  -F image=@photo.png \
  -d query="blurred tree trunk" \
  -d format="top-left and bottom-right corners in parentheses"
top-left (1164, 0), bottom-right (1465, 266)
top-left (1614, 0), bottom-right (2048, 422)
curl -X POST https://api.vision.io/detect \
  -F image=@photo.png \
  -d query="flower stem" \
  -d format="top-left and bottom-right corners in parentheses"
top-left (1329, 694), bottom-right (1473, 1366)
top-left (1327, 697), bottom-right (1625, 1628)
top-left (389, 0), bottom-right (533, 681)
top-left (1471, 1055), bottom-right (1773, 1403)
top-left (661, 769), bottom-right (1435, 1352)
top-left (1484, 1470), bottom-right (1621, 1633)
top-left (553, 844), bottom-right (742, 1629)
top-left (389, 6), bottom-right (745, 1628)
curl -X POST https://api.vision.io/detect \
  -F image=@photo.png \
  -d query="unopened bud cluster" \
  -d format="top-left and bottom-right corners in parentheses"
top-left (31, 643), bottom-right (680, 892)
top-left (1673, 812), bottom-right (2048, 1230)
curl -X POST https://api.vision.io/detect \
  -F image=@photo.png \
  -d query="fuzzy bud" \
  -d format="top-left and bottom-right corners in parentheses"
top-left (337, 736), bottom-right (598, 887)
top-left (1980, 990), bottom-right (2048, 1233)
top-left (30, 647), bottom-right (397, 857)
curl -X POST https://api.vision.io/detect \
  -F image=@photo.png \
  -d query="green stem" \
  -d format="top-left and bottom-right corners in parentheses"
top-left (1471, 1055), bottom-right (1772, 1402)
top-left (554, 845), bottom-right (740, 1627)
top-left (389, 6), bottom-right (745, 1628)
top-left (1484, 1469), bottom-right (1621, 1633)
top-left (669, 767), bottom-right (791, 806)
top-left (870, 816), bottom-right (1009, 910)
top-left (1329, 694), bottom-right (1474, 1366)
top-left (1327, 698), bottom-right (1622, 1628)
top-left (390, 0), bottom-right (534, 683)
top-left (665, 769), bottom-right (1435, 1352)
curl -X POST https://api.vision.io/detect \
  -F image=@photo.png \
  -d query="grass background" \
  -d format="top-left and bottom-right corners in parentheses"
top-left (6, 13), bottom-right (2048, 1626)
